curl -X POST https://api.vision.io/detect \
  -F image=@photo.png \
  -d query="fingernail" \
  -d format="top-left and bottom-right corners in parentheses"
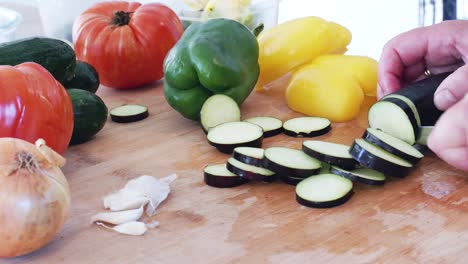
top-left (434, 90), bottom-right (457, 110)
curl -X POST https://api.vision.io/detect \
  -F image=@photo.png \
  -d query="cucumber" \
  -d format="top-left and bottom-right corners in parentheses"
top-left (369, 72), bottom-right (452, 145)
top-left (67, 89), bottom-right (108, 145)
top-left (0, 37), bottom-right (76, 83)
top-left (63, 61), bottom-right (100, 93)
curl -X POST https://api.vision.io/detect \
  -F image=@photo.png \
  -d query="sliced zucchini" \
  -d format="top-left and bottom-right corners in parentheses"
top-left (233, 147), bottom-right (264, 167)
top-left (204, 164), bottom-right (247, 188)
top-left (302, 140), bottom-right (357, 170)
top-left (416, 126), bottom-right (434, 146)
top-left (382, 94), bottom-right (421, 127)
top-left (207, 122), bottom-right (263, 154)
top-left (363, 128), bottom-right (424, 164)
top-left (283, 117), bottom-right (331, 137)
top-left (281, 176), bottom-right (305, 186)
top-left (226, 157), bottom-right (275, 181)
top-left (110, 104), bottom-right (149, 123)
top-left (295, 174), bottom-right (354, 208)
top-left (368, 100), bottom-right (417, 144)
top-left (263, 147), bottom-right (322, 178)
top-left (370, 72), bottom-right (451, 145)
top-left (319, 162), bottom-right (331, 174)
top-left (350, 139), bottom-right (413, 177)
top-left (330, 166), bottom-right (386, 186)
top-left (388, 72), bottom-right (450, 126)
top-left (200, 94), bottom-right (241, 133)
top-left (244, 117), bottom-right (283, 138)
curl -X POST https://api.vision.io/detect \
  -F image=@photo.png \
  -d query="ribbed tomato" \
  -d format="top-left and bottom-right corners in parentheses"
top-left (0, 62), bottom-right (74, 154)
top-left (72, 1), bottom-right (184, 89)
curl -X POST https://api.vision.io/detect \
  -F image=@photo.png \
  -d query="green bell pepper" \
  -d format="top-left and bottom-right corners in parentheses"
top-left (163, 18), bottom-right (260, 120)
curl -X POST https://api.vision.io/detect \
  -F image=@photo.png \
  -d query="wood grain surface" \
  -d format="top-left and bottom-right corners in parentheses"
top-left (1, 3), bottom-right (468, 264)
top-left (0, 79), bottom-right (466, 264)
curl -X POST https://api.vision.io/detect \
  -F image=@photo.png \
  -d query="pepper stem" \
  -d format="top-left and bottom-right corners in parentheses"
top-left (112, 11), bottom-right (132, 26)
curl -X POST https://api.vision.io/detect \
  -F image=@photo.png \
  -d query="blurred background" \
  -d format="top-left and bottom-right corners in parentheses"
top-left (0, 0), bottom-right (465, 60)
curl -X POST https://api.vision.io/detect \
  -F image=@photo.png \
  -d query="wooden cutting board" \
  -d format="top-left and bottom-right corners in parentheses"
top-left (3, 79), bottom-right (467, 264)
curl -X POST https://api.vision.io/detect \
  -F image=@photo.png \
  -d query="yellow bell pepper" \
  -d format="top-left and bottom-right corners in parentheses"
top-left (256, 16), bottom-right (351, 90)
top-left (311, 55), bottom-right (378, 96)
top-left (286, 56), bottom-right (376, 122)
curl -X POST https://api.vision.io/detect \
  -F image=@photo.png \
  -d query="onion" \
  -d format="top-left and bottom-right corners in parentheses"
top-left (0, 138), bottom-right (71, 258)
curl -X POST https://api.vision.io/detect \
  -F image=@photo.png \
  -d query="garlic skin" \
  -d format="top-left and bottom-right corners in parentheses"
top-left (0, 138), bottom-right (71, 258)
top-left (94, 174), bottom-right (176, 236)
top-left (124, 174), bottom-right (177, 216)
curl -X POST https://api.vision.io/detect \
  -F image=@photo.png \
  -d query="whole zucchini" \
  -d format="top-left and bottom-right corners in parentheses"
top-left (63, 61), bottom-right (100, 93)
top-left (0, 37), bottom-right (76, 83)
top-left (67, 89), bottom-right (108, 145)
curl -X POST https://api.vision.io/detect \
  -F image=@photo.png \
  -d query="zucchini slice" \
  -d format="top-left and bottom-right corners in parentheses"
top-left (110, 104), bottom-right (149, 123)
top-left (350, 139), bottom-right (413, 177)
top-left (281, 176), bottom-right (305, 186)
top-left (233, 147), bottom-right (264, 167)
top-left (204, 164), bottom-right (247, 188)
top-left (302, 140), bottom-right (357, 170)
top-left (369, 72), bottom-right (451, 145)
top-left (382, 94), bottom-right (421, 127)
top-left (207, 122), bottom-right (263, 154)
top-left (363, 128), bottom-right (424, 164)
top-left (416, 126), bottom-right (434, 146)
top-left (283, 117), bottom-right (331, 137)
top-left (368, 100), bottom-right (417, 144)
top-left (295, 174), bottom-right (354, 208)
top-left (244, 117), bottom-right (283, 138)
top-left (319, 162), bottom-right (331, 174)
top-left (330, 166), bottom-right (386, 186)
top-left (226, 158), bottom-right (275, 181)
top-left (263, 147), bottom-right (322, 178)
top-left (200, 94), bottom-right (241, 133)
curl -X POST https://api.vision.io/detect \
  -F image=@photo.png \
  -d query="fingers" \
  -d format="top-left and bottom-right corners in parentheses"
top-left (378, 20), bottom-right (468, 99)
top-left (428, 93), bottom-right (468, 171)
top-left (434, 64), bottom-right (468, 110)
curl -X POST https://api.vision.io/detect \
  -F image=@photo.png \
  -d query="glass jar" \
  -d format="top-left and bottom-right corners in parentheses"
top-left (37, 0), bottom-right (99, 42)
top-left (0, 6), bottom-right (22, 43)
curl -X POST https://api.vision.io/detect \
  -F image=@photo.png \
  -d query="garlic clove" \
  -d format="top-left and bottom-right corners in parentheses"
top-left (91, 206), bottom-right (144, 225)
top-left (102, 189), bottom-right (150, 211)
top-left (112, 221), bottom-right (148, 236)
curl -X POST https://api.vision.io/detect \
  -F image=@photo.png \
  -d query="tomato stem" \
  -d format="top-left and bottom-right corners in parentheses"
top-left (112, 11), bottom-right (132, 26)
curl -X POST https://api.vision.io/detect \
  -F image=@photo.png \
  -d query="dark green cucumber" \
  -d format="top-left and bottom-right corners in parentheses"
top-left (0, 37), bottom-right (76, 83)
top-left (63, 61), bottom-right (100, 93)
top-left (67, 89), bottom-right (108, 145)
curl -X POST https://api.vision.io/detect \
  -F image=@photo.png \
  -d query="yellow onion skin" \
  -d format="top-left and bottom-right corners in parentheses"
top-left (0, 138), bottom-right (71, 258)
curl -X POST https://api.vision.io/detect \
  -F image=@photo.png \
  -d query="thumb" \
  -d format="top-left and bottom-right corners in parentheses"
top-left (434, 65), bottom-right (468, 111)
top-left (428, 93), bottom-right (468, 171)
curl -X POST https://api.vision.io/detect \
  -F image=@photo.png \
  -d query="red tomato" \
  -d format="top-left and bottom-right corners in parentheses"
top-left (72, 1), bottom-right (184, 89)
top-left (0, 62), bottom-right (74, 154)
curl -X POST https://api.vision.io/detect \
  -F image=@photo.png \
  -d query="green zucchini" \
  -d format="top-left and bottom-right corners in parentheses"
top-left (63, 61), bottom-right (100, 93)
top-left (0, 37), bottom-right (76, 83)
top-left (67, 89), bottom-right (108, 145)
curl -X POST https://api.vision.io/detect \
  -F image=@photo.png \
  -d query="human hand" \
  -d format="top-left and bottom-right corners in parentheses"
top-left (428, 93), bottom-right (468, 171)
top-left (378, 20), bottom-right (468, 171)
